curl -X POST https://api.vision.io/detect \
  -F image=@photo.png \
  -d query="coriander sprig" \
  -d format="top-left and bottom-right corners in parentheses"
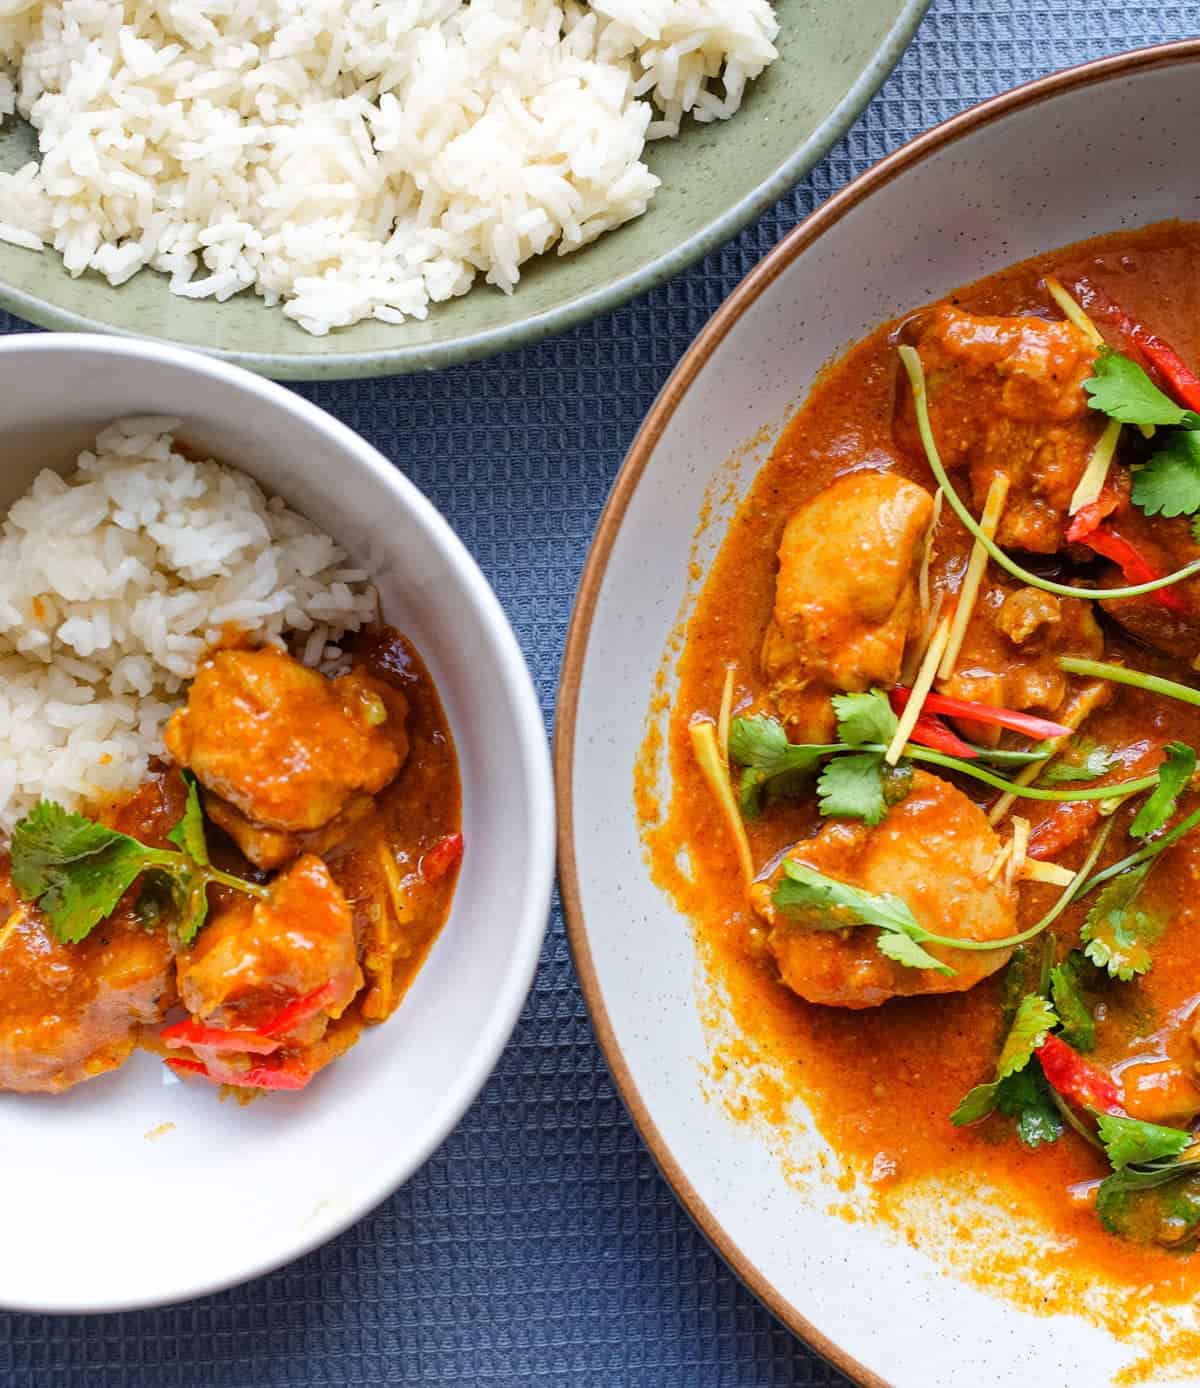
top-left (773, 822), bottom-right (1110, 979)
top-left (951, 992), bottom-right (1059, 1125)
top-left (11, 778), bottom-right (267, 946)
top-left (730, 708), bottom-right (1158, 815)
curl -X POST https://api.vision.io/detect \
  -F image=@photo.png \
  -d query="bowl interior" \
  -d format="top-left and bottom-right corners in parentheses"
top-left (0, 339), bottom-right (553, 1312)
top-left (0, 0), bottom-right (926, 377)
top-left (563, 45), bottom-right (1200, 1388)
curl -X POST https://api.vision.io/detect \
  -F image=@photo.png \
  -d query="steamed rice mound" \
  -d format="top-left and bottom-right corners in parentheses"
top-left (0, 0), bottom-right (779, 335)
top-left (0, 418), bottom-right (376, 834)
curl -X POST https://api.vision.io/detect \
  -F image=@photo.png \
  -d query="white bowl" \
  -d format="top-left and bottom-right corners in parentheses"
top-left (0, 334), bottom-right (555, 1313)
top-left (558, 40), bottom-right (1200, 1388)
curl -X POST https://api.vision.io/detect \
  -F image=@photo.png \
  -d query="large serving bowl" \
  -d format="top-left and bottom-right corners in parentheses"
top-left (0, 335), bottom-right (555, 1313)
top-left (557, 40), bottom-right (1200, 1387)
top-left (0, 1), bottom-right (927, 379)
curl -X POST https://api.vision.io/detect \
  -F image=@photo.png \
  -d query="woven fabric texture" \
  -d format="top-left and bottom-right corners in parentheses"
top-left (2, 1), bottom-right (1199, 1383)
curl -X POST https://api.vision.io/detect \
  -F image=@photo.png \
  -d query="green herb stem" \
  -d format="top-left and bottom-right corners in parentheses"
top-left (1058, 657), bottom-right (1200, 709)
top-left (205, 866), bottom-right (270, 899)
top-left (141, 847), bottom-right (269, 901)
top-left (1075, 803), bottom-right (1200, 899)
top-left (863, 744), bottom-right (1158, 803)
top-left (763, 736), bottom-right (1156, 804)
top-left (1051, 1089), bottom-right (1106, 1151)
top-left (899, 345), bottom-right (1200, 601)
top-left (915, 821), bottom-right (1112, 954)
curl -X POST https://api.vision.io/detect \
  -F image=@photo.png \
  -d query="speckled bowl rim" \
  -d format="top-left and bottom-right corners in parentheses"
top-left (0, 1), bottom-right (929, 380)
top-left (554, 38), bottom-right (1200, 1388)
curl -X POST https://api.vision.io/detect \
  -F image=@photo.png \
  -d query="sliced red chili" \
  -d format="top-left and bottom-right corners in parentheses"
top-left (258, 980), bottom-right (340, 1039)
top-left (420, 832), bottom-right (464, 884)
top-left (1077, 527), bottom-right (1189, 615)
top-left (892, 687), bottom-right (1070, 741)
top-left (161, 1019), bottom-right (279, 1054)
top-left (239, 1059), bottom-right (313, 1091)
top-left (164, 1057), bottom-right (208, 1077)
top-left (1084, 284), bottom-right (1200, 413)
top-left (165, 1055), bottom-right (312, 1091)
top-left (1036, 1034), bottom-right (1123, 1115)
top-left (1065, 487), bottom-right (1120, 544)
top-left (902, 711), bottom-right (979, 759)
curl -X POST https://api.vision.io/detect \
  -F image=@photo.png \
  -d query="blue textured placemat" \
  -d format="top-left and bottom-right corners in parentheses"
top-left (2, 2), bottom-right (1199, 1383)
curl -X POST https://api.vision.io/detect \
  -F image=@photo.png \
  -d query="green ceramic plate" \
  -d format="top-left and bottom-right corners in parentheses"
top-left (0, 0), bottom-right (928, 379)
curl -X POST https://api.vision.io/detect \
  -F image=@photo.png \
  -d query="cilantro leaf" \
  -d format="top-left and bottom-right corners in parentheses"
top-left (951, 994), bottom-right (1059, 1126)
top-left (11, 796), bottom-right (260, 946)
top-left (1131, 430), bottom-right (1200, 518)
top-left (831, 689), bottom-right (897, 747)
top-left (11, 803), bottom-right (153, 945)
top-left (1130, 741), bottom-right (1196, 839)
top-left (1039, 740), bottom-right (1116, 786)
top-left (1097, 1167), bottom-right (1200, 1245)
top-left (1000, 940), bottom-right (1053, 1024)
top-left (996, 994), bottom-right (1059, 1076)
top-left (1050, 957), bottom-right (1096, 1052)
top-left (1080, 865), bottom-right (1165, 980)
top-left (10, 800), bottom-right (122, 893)
top-left (995, 1063), bottom-right (1064, 1149)
top-left (774, 860), bottom-right (919, 934)
top-left (167, 771), bottom-right (210, 867)
top-left (875, 930), bottom-right (952, 975)
top-left (1084, 350), bottom-right (1200, 428)
top-left (773, 860), bottom-right (954, 977)
top-left (729, 715), bottom-right (828, 819)
top-left (728, 714), bottom-right (803, 776)
top-left (949, 1081), bottom-right (1003, 1128)
top-left (817, 752), bottom-right (889, 826)
top-left (171, 872), bottom-right (212, 946)
top-left (1097, 1113), bottom-right (1192, 1171)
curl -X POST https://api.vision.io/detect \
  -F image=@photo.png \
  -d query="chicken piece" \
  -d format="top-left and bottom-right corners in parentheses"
top-left (1122, 1060), bottom-right (1200, 1128)
top-left (900, 305), bottom-right (1103, 553)
top-left (752, 771), bottom-right (1016, 1009)
top-left (0, 866), bottom-right (174, 1093)
top-left (205, 791), bottom-right (376, 872)
top-left (164, 646), bottom-right (409, 839)
top-left (176, 854), bottom-right (360, 1037)
top-left (762, 471), bottom-right (934, 741)
top-left (938, 578), bottom-right (1104, 744)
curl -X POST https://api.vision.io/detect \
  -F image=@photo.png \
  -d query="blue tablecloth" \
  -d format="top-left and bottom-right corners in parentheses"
top-left (3, 2), bottom-right (1199, 1383)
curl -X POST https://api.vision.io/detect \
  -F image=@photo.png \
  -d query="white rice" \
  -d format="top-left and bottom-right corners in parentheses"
top-left (0, 419), bottom-right (377, 834)
top-left (0, 1), bottom-right (779, 336)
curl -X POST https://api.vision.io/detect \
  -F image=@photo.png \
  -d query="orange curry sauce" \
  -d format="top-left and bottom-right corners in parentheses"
top-left (640, 223), bottom-right (1200, 1323)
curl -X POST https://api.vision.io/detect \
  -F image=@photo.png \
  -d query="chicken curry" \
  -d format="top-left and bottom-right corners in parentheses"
top-left (645, 222), bottom-right (1200, 1274)
top-left (0, 626), bottom-right (462, 1095)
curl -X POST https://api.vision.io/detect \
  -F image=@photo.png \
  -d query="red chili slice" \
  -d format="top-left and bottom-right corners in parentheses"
top-left (892, 687), bottom-right (1070, 741)
top-left (1065, 487), bottom-right (1121, 544)
top-left (420, 832), bottom-right (464, 884)
top-left (1036, 1034), bottom-right (1123, 1115)
top-left (904, 712), bottom-right (979, 759)
top-left (1078, 527), bottom-right (1189, 615)
top-left (165, 1055), bottom-right (313, 1091)
top-left (258, 980), bottom-right (340, 1039)
top-left (160, 1019), bottom-right (279, 1054)
top-left (164, 1057), bottom-right (208, 1077)
top-left (1083, 284), bottom-right (1200, 413)
top-left (238, 1060), bottom-right (313, 1091)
